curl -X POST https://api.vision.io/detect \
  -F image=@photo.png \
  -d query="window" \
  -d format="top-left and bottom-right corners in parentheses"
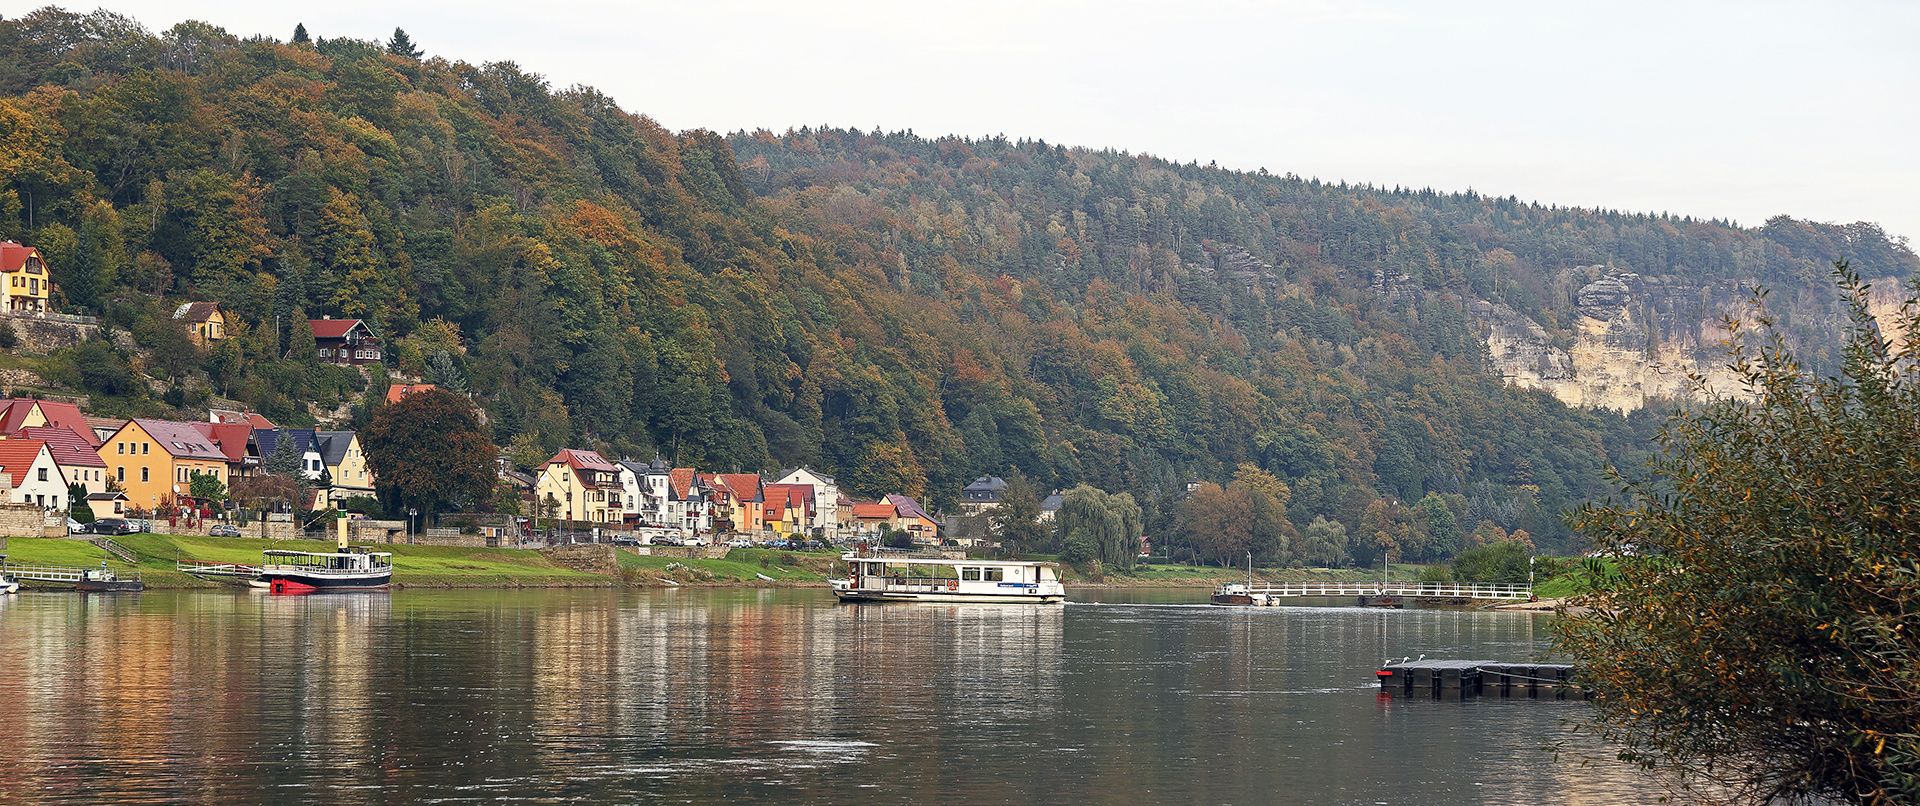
top-left (141, 467), bottom-right (149, 483)
top-left (37, 468), bottom-right (46, 482)
top-left (141, 443), bottom-right (149, 455)
top-left (117, 442), bottom-right (125, 455)
top-left (177, 468), bottom-right (186, 483)
top-left (984, 568), bottom-right (1004, 582)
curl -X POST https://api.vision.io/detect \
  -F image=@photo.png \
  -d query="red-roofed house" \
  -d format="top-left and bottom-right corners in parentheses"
top-left (885, 494), bottom-right (939, 543)
top-left (0, 439), bottom-right (67, 509)
top-left (103, 419), bottom-right (230, 511)
top-left (191, 421), bottom-right (255, 479)
top-left (703, 473), bottom-right (763, 533)
top-left (16, 425), bottom-right (107, 497)
top-left (760, 483), bottom-right (817, 536)
top-left (386, 383), bottom-right (436, 403)
top-left (534, 448), bottom-right (622, 524)
top-left (0, 241), bottom-right (50, 312)
top-left (309, 318), bottom-right (382, 366)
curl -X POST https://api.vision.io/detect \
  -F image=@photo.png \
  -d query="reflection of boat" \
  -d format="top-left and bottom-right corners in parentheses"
top-left (829, 550), bottom-right (1065, 603)
top-left (261, 548), bottom-right (392, 594)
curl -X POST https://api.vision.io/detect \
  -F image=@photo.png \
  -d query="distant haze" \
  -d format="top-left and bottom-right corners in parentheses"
top-left (70, 0), bottom-right (1920, 244)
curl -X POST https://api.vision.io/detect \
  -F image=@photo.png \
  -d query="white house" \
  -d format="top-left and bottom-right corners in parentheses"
top-left (0, 439), bottom-right (73, 510)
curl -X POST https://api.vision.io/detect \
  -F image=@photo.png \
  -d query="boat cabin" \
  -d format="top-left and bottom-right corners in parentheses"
top-left (833, 549), bottom-right (1065, 603)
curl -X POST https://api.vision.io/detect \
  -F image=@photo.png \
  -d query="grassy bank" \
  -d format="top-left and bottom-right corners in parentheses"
top-left (3, 534), bottom-right (612, 589)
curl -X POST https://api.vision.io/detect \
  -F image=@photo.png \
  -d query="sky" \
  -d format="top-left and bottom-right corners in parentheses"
top-left (33, 0), bottom-right (1920, 243)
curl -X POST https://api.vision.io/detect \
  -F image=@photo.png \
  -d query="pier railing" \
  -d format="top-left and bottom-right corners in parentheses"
top-left (1238, 580), bottom-right (1532, 600)
top-left (176, 558), bottom-right (262, 579)
top-left (3, 562), bottom-right (130, 583)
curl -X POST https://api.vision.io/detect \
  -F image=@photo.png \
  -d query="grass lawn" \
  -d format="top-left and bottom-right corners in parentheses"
top-left (5, 534), bottom-right (611, 588)
top-left (615, 547), bottom-right (838, 585)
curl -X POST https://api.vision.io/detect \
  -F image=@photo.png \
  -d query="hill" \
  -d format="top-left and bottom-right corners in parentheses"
top-left (1, 7), bottom-right (1913, 559)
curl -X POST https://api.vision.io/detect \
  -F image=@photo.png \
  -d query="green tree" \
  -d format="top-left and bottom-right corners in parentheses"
top-left (387, 27), bottom-right (420, 59)
top-left (1056, 484), bottom-right (1141, 571)
top-left (188, 470), bottom-right (226, 503)
top-left (363, 389), bottom-right (496, 517)
top-left (1555, 267), bottom-right (1920, 805)
top-left (68, 482), bottom-right (93, 523)
top-left (1412, 493), bottom-right (1463, 560)
top-left (291, 23), bottom-right (309, 44)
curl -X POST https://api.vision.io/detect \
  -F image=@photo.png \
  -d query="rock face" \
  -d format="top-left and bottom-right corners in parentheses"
top-left (1475, 269), bottom-right (1750, 411)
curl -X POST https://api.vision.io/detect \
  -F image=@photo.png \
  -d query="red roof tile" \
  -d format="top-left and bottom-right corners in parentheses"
top-left (546, 448), bottom-right (618, 475)
top-left (0, 242), bottom-right (40, 273)
top-left (16, 426), bottom-right (103, 468)
top-left (33, 401), bottom-right (95, 447)
top-left (669, 468), bottom-right (696, 499)
top-left (309, 319), bottom-right (372, 340)
top-left (0, 399), bottom-right (38, 435)
top-left (850, 502), bottom-right (897, 519)
top-left (130, 419), bottom-right (227, 460)
top-left (190, 421), bottom-right (252, 463)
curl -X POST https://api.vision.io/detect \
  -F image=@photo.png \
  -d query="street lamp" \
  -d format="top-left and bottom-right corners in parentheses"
top-left (408, 507), bottom-right (417, 545)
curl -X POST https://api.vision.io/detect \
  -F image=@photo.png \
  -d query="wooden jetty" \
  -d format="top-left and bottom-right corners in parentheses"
top-left (1218, 581), bottom-right (1532, 607)
top-left (1376, 659), bottom-right (1585, 699)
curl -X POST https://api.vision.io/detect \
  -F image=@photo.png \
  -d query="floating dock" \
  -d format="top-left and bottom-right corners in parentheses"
top-left (1377, 659), bottom-right (1585, 699)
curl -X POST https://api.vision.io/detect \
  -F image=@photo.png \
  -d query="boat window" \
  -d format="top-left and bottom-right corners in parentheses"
top-left (961, 567), bottom-right (980, 581)
top-left (984, 567), bottom-right (1004, 582)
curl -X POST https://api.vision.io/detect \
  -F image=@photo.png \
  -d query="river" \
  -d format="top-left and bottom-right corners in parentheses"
top-left (0, 588), bottom-right (1656, 804)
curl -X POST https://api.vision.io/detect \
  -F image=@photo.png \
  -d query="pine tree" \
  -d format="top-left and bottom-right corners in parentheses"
top-left (388, 28), bottom-right (421, 59)
top-left (291, 23), bottom-right (309, 44)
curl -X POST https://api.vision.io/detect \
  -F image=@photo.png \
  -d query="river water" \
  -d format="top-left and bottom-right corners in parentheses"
top-left (0, 588), bottom-right (1656, 804)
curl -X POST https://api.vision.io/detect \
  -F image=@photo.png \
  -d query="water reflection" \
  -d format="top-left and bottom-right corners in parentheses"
top-left (0, 589), bottom-right (1654, 804)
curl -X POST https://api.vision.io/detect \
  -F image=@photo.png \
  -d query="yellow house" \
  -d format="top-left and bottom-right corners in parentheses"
top-left (171, 302), bottom-right (227, 346)
top-left (319, 431), bottom-right (374, 504)
top-left (0, 241), bottom-right (50, 313)
top-left (103, 419), bottom-right (230, 512)
top-left (534, 448), bottom-right (622, 524)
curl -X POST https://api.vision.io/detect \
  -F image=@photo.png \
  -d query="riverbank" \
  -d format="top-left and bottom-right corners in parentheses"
top-left (1, 535), bottom-right (1510, 591)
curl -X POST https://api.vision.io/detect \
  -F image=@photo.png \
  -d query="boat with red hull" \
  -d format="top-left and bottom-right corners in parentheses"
top-left (261, 547), bottom-right (392, 594)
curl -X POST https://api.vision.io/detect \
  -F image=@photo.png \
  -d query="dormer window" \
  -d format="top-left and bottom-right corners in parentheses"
top-left (25, 257), bottom-right (41, 274)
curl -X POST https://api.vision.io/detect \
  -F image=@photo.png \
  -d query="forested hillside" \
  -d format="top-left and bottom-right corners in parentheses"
top-left (1, 8), bottom-right (1912, 560)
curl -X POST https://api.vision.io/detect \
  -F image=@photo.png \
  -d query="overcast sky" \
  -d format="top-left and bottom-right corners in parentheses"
top-left (46, 0), bottom-right (1920, 243)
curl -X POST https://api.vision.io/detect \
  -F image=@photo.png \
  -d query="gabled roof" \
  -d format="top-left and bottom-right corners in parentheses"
top-left (253, 427), bottom-right (319, 459)
top-left (385, 383), bottom-right (436, 403)
top-left (762, 483), bottom-right (814, 511)
top-left (713, 473), bottom-right (762, 501)
top-left (668, 467), bottom-right (699, 499)
top-left (0, 399), bottom-right (39, 434)
top-left (963, 476), bottom-right (1007, 493)
top-left (17, 425), bottom-right (105, 468)
top-left (850, 501), bottom-right (898, 519)
top-left (546, 448), bottom-right (618, 475)
top-left (1039, 492), bottom-right (1065, 512)
top-left (778, 467), bottom-right (836, 486)
top-left (309, 318), bottom-right (375, 340)
top-left (33, 400), bottom-right (94, 447)
top-left (885, 494), bottom-right (935, 523)
top-left (172, 301), bottom-right (221, 322)
top-left (0, 439), bottom-right (51, 487)
top-left (134, 419), bottom-right (228, 460)
top-left (190, 422), bottom-right (252, 463)
top-left (0, 242), bottom-right (41, 273)
top-left (210, 409), bottom-right (276, 429)
top-left (316, 431), bottom-right (356, 467)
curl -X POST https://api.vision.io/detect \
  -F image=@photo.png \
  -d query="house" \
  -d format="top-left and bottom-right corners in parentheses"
top-left (0, 439), bottom-right (69, 509)
top-left (171, 302), bottom-right (227, 345)
top-left (847, 500), bottom-right (901, 538)
top-left (885, 493), bottom-right (939, 542)
top-left (0, 241), bottom-right (50, 313)
top-left (318, 431), bottom-right (374, 504)
top-left (309, 317), bottom-right (382, 366)
top-left (704, 473), bottom-right (763, 534)
top-left (760, 483), bottom-right (817, 536)
top-left (190, 421), bottom-right (254, 479)
top-left (16, 425), bottom-right (107, 497)
top-left (665, 467), bottom-right (713, 534)
top-left (497, 458), bottom-right (536, 510)
top-left (772, 467), bottom-right (840, 538)
top-left (959, 476), bottom-right (1008, 515)
top-left (254, 428), bottom-right (325, 480)
top-left (86, 490), bottom-right (128, 516)
top-left (209, 409), bottom-right (276, 429)
top-left (617, 458), bottom-right (670, 526)
top-left (385, 383), bottom-right (436, 403)
top-left (1038, 490), bottom-right (1065, 523)
top-left (0, 398), bottom-right (92, 446)
top-left (83, 416), bottom-right (127, 447)
top-left (534, 449), bottom-right (622, 524)
top-left (103, 419), bottom-right (231, 511)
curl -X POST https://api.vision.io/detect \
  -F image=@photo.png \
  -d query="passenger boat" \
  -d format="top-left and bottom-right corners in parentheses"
top-left (260, 547), bottom-right (393, 594)
top-left (829, 549), bottom-right (1065, 603)
top-left (1210, 582), bottom-right (1277, 606)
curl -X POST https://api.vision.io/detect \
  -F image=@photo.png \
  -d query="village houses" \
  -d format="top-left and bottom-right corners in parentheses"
top-left (104, 419), bottom-right (230, 512)
top-left (0, 439), bottom-right (71, 509)
top-left (535, 448), bottom-right (622, 525)
top-left (0, 241), bottom-right (51, 313)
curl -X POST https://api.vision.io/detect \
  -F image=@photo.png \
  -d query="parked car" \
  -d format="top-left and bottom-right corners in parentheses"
top-left (726, 538), bottom-right (753, 548)
top-left (66, 518), bottom-right (88, 535)
top-left (208, 524), bottom-right (242, 538)
top-left (610, 535), bottom-right (640, 546)
top-left (90, 518), bottom-right (139, 536)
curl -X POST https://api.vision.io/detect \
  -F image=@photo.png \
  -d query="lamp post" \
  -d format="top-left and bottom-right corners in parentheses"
top-left (408, 507), bottom-right (417, 545)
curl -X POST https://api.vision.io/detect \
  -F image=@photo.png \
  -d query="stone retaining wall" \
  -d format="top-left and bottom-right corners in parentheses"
top-left (628, 545), bottom-right (731, 560)
top-left (541, 544), bottom-right (618, 576)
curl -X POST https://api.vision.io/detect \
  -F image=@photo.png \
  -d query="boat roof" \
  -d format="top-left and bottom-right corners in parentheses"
top-left (263, 548), bottom-right (392, 557)
top-left (840, 551), bottom-right (1056, 568)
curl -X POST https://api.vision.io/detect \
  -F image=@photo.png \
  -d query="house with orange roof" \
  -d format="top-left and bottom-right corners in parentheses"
top-left (190, 421), bottom-right (255, 480)
top-left (773, 468), bottom-right (840, 539)
top-left (534, 448), bottom-right (622, 524)
top-left (0, 439), bottom-right (69, 509)
top-left (309, 317), bottom-right (382, 366)
top-left (209, 409), bottom-right (276, 429)
top-left (17, 425), bottom-right (107, 497)
top-left (171, 302), bottom-right (226, 346)
top-left (760, 483), bottom-right (817, 537)
top-left (386, 383), bottom-right (436, 403)
top-left (702, 473), bottom-right (763, 533)
top-left (103, 419), bottom-right (231, 512)
top-left (0, 241), bottom-right (51, 312)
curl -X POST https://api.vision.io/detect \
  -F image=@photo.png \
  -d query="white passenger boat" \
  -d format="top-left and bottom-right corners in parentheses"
top-left (261, 547), bottom-right (392, 594)
top-left (829, 550), bottom-right (1066, 603)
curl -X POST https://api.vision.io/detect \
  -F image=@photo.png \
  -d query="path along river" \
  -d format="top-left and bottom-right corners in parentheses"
top-left (0, 588), bottom-right (1656, 804)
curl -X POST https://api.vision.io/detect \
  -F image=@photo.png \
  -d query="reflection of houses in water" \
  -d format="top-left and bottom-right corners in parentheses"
top-left (262, 593), bottom-right (391, 757)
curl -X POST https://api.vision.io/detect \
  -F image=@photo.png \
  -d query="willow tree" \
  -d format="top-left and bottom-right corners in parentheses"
top-left (1055, 484), bottom-right (1141, 571)
top-left (1555, 267), bottom-right (1920, 805)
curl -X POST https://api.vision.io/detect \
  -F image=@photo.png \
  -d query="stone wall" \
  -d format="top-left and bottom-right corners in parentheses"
top-left (0, 503), bottom-right (49, 538)
top-left (542, 544), bottom-right (618, 576)
top-left (407, 527), bottom-right (486, 547)
top-left (629, 545), bottom-right (731, 560)
top-left (1, 312), bottom-right (99, 354)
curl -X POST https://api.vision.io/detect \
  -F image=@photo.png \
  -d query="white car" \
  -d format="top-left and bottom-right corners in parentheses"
top-left (726, 538), bottom-right (753, 548)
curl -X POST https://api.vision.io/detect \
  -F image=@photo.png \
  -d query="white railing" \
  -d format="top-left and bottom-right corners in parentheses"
top-left (3, 562), bottom-right (125, 583)
top-left (177, 559), bottom-right (261, 578)
top-left (1238, 581), bottom-right (1532, 600)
